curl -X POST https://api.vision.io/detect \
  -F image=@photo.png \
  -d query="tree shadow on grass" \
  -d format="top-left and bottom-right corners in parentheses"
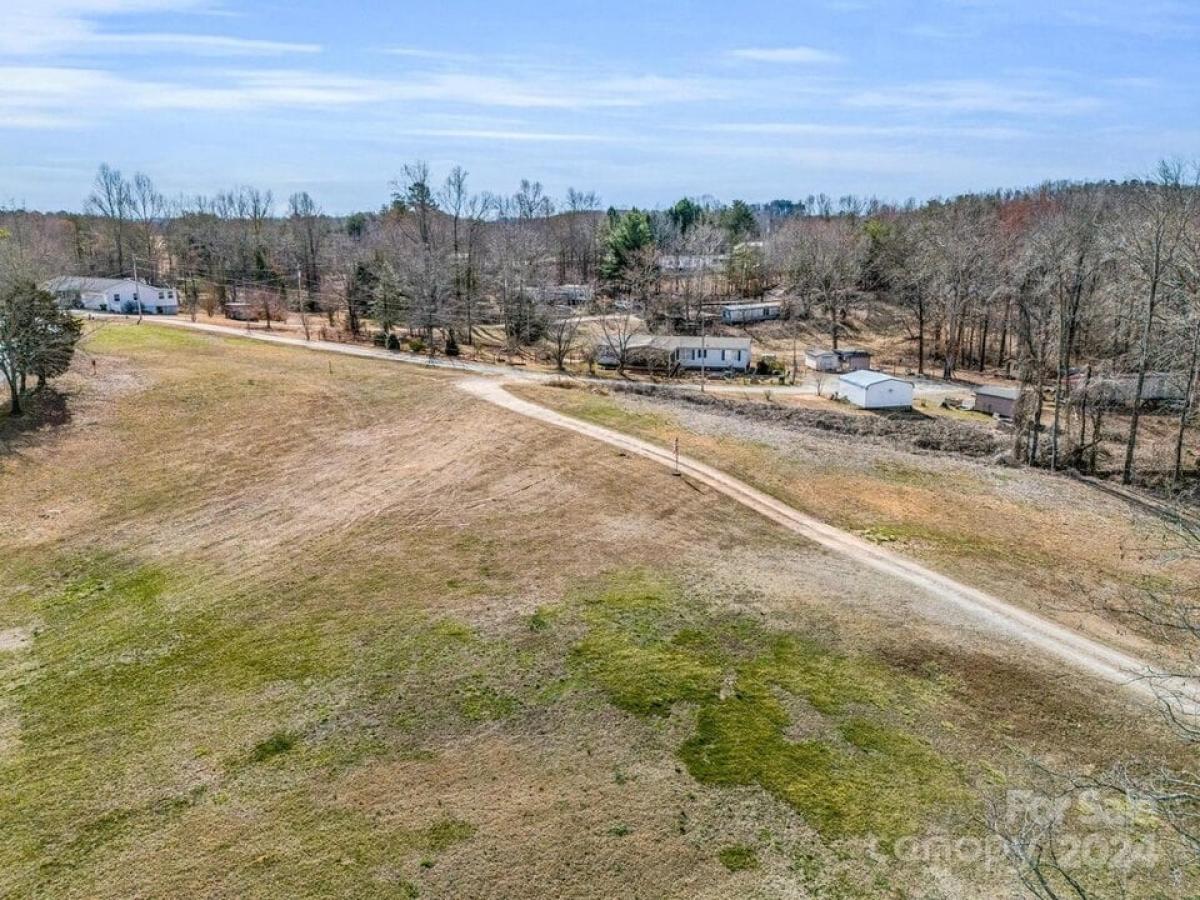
top-left (0, 388), bottom-right (72, 454)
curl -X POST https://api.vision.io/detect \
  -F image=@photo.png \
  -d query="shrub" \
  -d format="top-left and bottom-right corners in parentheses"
top-left (755, 355), bottom-right (786, 377)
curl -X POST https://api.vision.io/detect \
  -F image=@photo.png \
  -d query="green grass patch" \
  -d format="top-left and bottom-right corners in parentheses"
top-left (569, 570), bottom-right (965, 843)
top-left (251, 731), bottom-right (297, 763)
top-left (718, 844), bottom-right (759, 872)
top-left (543, 390), bottom-right (673, 433)
top-left (83, 322), bottom-right (215, 354)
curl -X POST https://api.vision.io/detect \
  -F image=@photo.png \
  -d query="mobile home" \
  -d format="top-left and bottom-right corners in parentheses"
top-left (596, 335), bottom-right (751, 373)
top-left (721, 301), bottom-right (782, 324)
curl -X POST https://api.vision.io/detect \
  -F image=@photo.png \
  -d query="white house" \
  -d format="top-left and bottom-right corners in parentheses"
top-left (721, 301), bottom-right (781, 324)
top-left (43, 276), bottom-right (179, 315)
top-left (838, 369), bottom-right (914, 410)
top-left (596, 334), bottom-right (751, 372)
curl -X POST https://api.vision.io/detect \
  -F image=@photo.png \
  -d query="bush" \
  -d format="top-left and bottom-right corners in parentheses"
top-left (445, 333), bottom-right (460, 357)
top-left (407, 337), bottom-right (426, 353)
top-left (755, 355), bottom-right (786, 377)
top-left (385, 333), bottom-right (401, 351)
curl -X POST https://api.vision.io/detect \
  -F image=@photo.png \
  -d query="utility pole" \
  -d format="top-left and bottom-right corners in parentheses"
top-left (297, 268), bottom-right (310, 340)
top-left (133, 256), bottom-right (143, 323)
top-left (699, 265), bottom-right (707, 392)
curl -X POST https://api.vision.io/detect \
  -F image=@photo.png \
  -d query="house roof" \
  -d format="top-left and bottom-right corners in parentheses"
top-left (43, 276), bottom-right (165, 292)
top-left (975, 385), bottom-right (1020, 400)
top-left (839, 369), bottom-right (910, 389)
top-left (805, 347), bottom-right (837, 356)
top-left (722, 301), bottom-right (781, 311)
top-left (605, 334), bottom-right (751, 352)
top-left (835, 347), bottom-right (870, 357)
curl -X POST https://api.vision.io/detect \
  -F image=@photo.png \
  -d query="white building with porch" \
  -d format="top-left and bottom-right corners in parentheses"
top-left (43, 277), bottom-right (179, 315)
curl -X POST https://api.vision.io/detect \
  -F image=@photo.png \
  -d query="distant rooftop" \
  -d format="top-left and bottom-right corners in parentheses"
top-left (44, 276), bottom-right (163, 291)
top-left (975, 385), bottom-right (1020, 400)
top-left (722, 301), bottom-right (781, 310)
top-left (614, 334), bottom-right (751, 351)
top-left (839, 369), bottom-right (908, 388)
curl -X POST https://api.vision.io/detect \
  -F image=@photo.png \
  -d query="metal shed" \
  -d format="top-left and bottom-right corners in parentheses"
top-left (973, 385), bottom-right (1019, 418)
top-left (838, 370), bottom-right (914, 409)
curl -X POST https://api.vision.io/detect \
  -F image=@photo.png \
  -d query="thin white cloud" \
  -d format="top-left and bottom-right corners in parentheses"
top-left (705, 121), bottom-right (1028, 140)
top-left (402, 128), bottom-right (613, 143)
top-left (728, 46), bottom-right (843, 64)
top-left (0, 64), bottom-right (731, 129)
top-left (843, 80), bottom-right (1102, 115)
top-left (98, 33), bottom-right (321, 55)
top-left (380, 47), bottom-right (476, 62)
top-left (2, 0), bottom-right (319, 57)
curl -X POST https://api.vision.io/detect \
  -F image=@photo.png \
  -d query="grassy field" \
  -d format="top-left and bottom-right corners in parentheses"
top-left (514, 382), bottom-right (1200, 670)
top-left (0, 323), bottom-right (1191, 897)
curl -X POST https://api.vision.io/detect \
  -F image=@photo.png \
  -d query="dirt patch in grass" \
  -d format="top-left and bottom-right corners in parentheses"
top-left (0, 628), bottom-right (30, 653)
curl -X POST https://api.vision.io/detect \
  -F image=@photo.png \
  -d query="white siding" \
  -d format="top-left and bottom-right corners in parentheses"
top-left (841, 377), bottom-right (913, 409)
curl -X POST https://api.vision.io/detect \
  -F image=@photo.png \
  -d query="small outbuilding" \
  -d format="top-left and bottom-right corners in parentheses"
top-left (805, 346), bottom-right (872, 372)
top-left (224, 302), bottom-right (260, 322)
top-left (805, 347), bottom-right (840, 372)
top-left (973, 384), bottom-right (1019, 418)
top-left (838, 369), bottom-right (914, 410)
top-left (835, 347), bottom-right (872, 371)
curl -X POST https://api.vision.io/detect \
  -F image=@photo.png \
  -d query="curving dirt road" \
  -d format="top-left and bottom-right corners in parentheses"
top-left (461, 376), bottom-right (1200, 707)
top-left (94, 316), bottom-right (1197, 707)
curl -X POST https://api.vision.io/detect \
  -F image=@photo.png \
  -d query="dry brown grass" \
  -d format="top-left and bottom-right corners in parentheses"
top-left (514, 382), bottom-right (1200, 671)
top-left (0, 322), bottom-right (1190, 898)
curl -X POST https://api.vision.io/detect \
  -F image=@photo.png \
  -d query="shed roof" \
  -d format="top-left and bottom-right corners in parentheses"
top-left (839, 369), bottom-right (909, 389)
top-left (975, 384), bottom-right (1020, 400)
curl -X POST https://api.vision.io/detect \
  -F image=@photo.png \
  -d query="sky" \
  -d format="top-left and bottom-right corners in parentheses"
top-left (1, 0), bottom-right (1198, 213)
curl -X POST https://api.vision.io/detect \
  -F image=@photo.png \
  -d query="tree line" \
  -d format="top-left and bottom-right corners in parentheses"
top-left (4, 159), bottom-right (1200, 488)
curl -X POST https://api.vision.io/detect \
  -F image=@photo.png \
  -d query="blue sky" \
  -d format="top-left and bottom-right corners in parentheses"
top-left (2, 0), bottom-right (1198, 212)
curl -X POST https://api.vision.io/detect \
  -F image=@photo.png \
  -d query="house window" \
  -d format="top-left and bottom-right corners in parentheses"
top-left (112, 293), bottom-right (120, 303)
top-left (159, 292), bottom-right (165, 300)
top-left (721, 350), bottom-right (727, 361)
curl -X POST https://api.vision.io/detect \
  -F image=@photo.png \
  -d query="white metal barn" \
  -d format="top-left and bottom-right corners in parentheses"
top-left (838, 369), bottom-right (914, 409)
